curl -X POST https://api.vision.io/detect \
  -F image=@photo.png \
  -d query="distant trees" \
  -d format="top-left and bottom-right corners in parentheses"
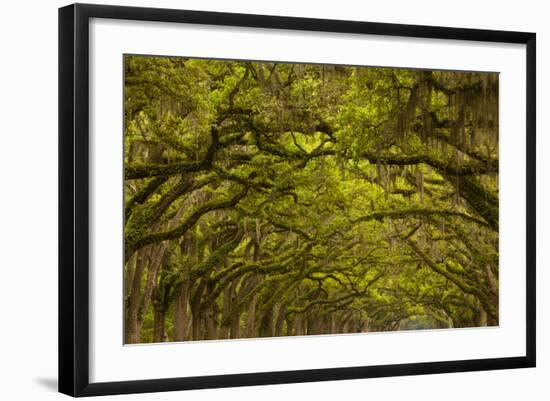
top-left (123, 56), bottom-right (499, 343)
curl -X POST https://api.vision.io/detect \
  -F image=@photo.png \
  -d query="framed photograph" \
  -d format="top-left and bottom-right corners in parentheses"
top-left (58, 3), bottom-right (536, 397)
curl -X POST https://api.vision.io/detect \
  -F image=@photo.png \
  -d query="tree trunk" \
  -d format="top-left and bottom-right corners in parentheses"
top-left (124, 246), bottom-right (151, 344)
top-left (205, 305), bottom-right (218, 340)
top-left (246, 294), bottom-right (258, 337)
top-left (273, 304), bottom-right (286, 337)
top-left (153, 307), bottom-right (166, 342)
top-left (259, 308), bottom-right (274, 337)
top-left (294, 316), bottom-right (303, 336)
top-left (173, 282), bottom-right (190, 341)
top-left (219, 279), bottom-right (237, 339)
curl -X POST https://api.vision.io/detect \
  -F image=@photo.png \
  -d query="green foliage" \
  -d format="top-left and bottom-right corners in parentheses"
top-left (123, 55), bottom-right (499, 343)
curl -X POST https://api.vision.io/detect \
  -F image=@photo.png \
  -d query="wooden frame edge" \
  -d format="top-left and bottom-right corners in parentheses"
top-left (58, 3), bottom-right (536, 397)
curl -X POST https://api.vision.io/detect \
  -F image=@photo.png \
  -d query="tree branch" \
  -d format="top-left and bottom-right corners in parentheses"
top-left (125, 184), bottom-right (249, 257)
top-left (352, 207), bottom-right (491, 229)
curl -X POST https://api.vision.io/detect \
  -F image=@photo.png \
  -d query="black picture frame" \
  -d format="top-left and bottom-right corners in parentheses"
top-left (59, 3), bottom-right (536, 397)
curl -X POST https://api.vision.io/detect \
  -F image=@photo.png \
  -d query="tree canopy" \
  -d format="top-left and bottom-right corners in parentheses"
top-left (123, 55), bottom-right (499, 343)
